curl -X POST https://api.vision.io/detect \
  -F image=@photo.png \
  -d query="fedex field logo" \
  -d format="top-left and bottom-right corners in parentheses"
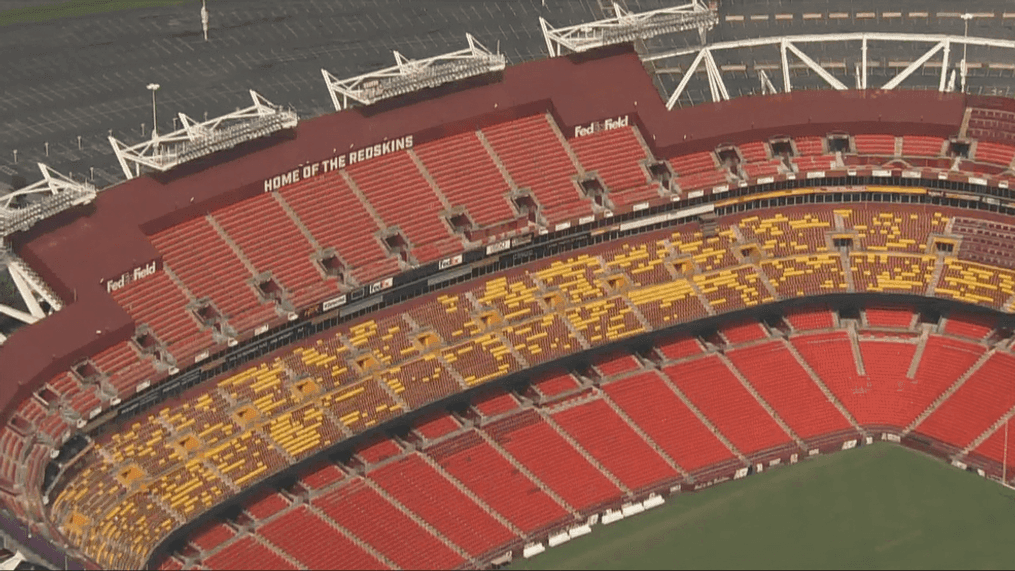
top-left (106, 261), bottom-right (158, 293)
top-left (573, 115), bottom-right (629, 138)
top-left (264, 135), bottom-right (414, 192)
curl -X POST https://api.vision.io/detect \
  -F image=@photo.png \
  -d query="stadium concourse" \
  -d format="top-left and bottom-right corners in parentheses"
top-left (6, 41), bottom-right (1015, 570)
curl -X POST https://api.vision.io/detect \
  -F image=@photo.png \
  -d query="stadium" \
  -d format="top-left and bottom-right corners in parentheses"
top-left (4, 0), bottom-right (1015, 569)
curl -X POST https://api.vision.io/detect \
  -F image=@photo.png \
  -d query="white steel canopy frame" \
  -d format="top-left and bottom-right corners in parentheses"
top-left (110, 90), bottom-right (298, 180)
top-left (0, 238), bottom-right (63, 338)
top-left (644, 32), bottom-right (1015, 110)
top-left (0, 163), bottom-right (96, 237)
top-left (540, 1), bottom-right (717, 57)
top-left (322, 34), bottom-right (506, 112)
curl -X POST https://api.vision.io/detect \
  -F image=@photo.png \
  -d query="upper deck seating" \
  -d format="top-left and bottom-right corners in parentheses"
top-left (213, 193), bottom-right (338, 308)
top-left (483, 115), bottom-right (588, 224)
top-left (414, 131), bottom-right (517, 228)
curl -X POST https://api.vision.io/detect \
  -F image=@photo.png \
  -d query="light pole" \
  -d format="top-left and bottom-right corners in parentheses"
top-left (961, 13), bottom-right (973, 94)
top-left (201, 0), bottom-right (209, 41)
top-left (147, 83), bottom-right (160, 139)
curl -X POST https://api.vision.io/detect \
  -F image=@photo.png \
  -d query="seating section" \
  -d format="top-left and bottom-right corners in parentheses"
top-left (370, 454), bottom-right (515, 557)
top-left (969, 421), bottom-right (1015, 475)
top-left (794, 332), bottom-right (977, 428)
top-left (966, 108), bottom-right (1015, 143)
top-left (552, 399), bottom-right (677, 491)
top-left (593, 352), bottom-right (642, 377)
top-left (205, 536), bottom-right (298, 570)
top-left (414, 131), bottom-right (516, 227)
top-left (915, 352), bottom-right (1015, 447)
top-left (414, 414), bottom-right (461, 441)
top-left (258, 506), bottom-right (385, 570)
top-left (943, 314), bottom-right (994, 340)
top-left (109, 271), bottom-right (214, 364)
top-left (213, 193), bottom-right (338, 308)
top-left (794, 137), bottom-right (824, 156)
top-left (278, 171), bottom-right (395, 284)
top-left (951, 217), bottom-right (1015, 271)
top-left (603, 371), bottom-right (734, 471)
top-left (721, 321), bottom-right (767, 344)
top-left (473, 391), bottom-right (521, 418)
top-left (569, 126), bottom-right (659, 207)
top-left (314, 479), bottom-right (464, 569)
top-left (485, 411), bottom-right (620, 511)
top-left (864, 307), bottom-right (914, 328)
top-left (726, 343), bottom-right (853, 439)
top-left (664, 358), bottom-right (792, 454)
top-left (901, 136), bottom-right (944, 157)
top-left (483, 115), bottom-right (587, 224)
top-left (784, 308), bottom-right (835, 331)
top-left (150, 217), bottom-right (276, 333)
top-left (973, 141), bottom-right (1015, 167)
top-left (532, 370), bottom-right (580, 397)
top-left (854, 134), bottom-right (896, 156)
top-left (655, 335), bottom-right (703, 361)
top-left (347, 152), bottom-right (460, 264)
top-left (429, 431), bottom-right (570, 534)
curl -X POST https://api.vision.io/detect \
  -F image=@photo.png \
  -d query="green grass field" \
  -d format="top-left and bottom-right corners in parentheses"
top-left (513, 444), bottom-right (1015, 570)
top-left (0, 0), bottom-right (211, 27)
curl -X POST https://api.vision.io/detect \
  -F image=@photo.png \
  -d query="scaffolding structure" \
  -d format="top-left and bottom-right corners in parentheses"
top-left (539, 1), bottom-right (717, 57)
top-left (321, 34), bottom-right (506, 111)
top-left (110, 90), bottom-right (297, 180)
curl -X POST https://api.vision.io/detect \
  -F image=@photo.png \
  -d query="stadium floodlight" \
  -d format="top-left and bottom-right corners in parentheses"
top-left (110, 90), bottom-right (298, 180)
top-left (644, 32), bottom-right (1015, 110)
top-left (539, 1), bottom-right (717, 58)
top-left (321, 34), bottom-right (506, 111)
top-left (147, 83), bottom-right (160, 140)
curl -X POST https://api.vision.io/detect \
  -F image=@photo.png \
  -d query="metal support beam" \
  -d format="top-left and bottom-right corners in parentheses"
top-left (881, 41), bottom-right (945, 90)
top-left (702, 49), bottom-right (729, 102)
top-left (861, 37), bottom-right (868, 90)
top-left (8, 265), bottom-right (44, 318)
top-left (780, 40), bottom-right (792, 93)
top-left (759, 70), bottom-right (778, 95)
top-left (939, 40), bottom-right (951, 92)
top-left (665, 48), bottom-right (709, 109)
top-left (784, 41), bottom-right (847, 90)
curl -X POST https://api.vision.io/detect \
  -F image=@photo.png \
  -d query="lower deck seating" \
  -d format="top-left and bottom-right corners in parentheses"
top-left (916, 352), bottom-right (1015, 447)
top-left (369, 454), bottom-right (516, 557)
top-left (969, 421), bottom-right (1015, 475)
top-left (428, 431), bottom-right (569, 534)
top-left (726, 343), bottom-right (852, 439)
top-left (485, 411), bottom-right (619, 511)
top-left (864, 307), bottom-right (914, 328)
top-left (314, 479), bottom-right (465, 569)
top-left (258, 506), bottom-right (385, 570)
top-left (602, 372), bottom-right (734, 471)
top-left (204, 536), bottom-right (298, 571)
top-left (664, 358), bottom-right (792, 454)
top-left (551, 399), bottom-right (677, 491)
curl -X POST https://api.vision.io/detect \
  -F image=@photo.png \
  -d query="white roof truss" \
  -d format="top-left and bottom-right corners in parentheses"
top-left (322, 34), bottom-right (506, 111)
top-left (110, 90), bottom-right (297, 179)
top-left (645, 32), bottom-right (1015, 110)
top-left (540, 1), bottom-right (717, 57)
top-left (0, 163), bottom-right (96, 237)
top-left (0, 238), bottom-right (63, 338)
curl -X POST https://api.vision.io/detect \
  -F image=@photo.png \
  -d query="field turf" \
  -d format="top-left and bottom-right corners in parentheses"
top-left (513, 444), bottom-right (1015, 569)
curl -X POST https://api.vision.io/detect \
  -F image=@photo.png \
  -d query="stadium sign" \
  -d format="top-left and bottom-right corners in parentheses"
top-left (368, 277), bottom-right (394, 295)
top-left (105, 260), bottom-right (158, 293)
top-left (322, 294), bottom-right (347, 312)
top-left (263, 135), bottom-right (414, 192)
top-left (573, 115), bottom-right (629, 138)
top-left (438, 254), bottom-right (463, 270)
